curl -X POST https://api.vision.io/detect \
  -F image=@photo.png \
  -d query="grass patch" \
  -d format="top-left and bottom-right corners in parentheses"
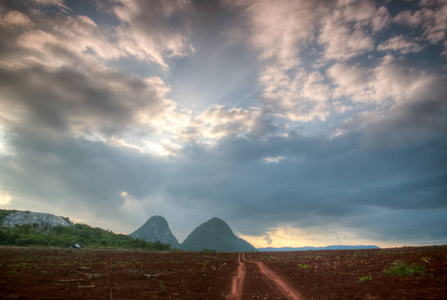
top-left (159, 280), bottom-right (165, 291)
top-left (383, 263), bottom-right (425, 276)
top-left (268, 255), bottom-right (278, 262)
top-left (358, 275), bottom-right (372, 282)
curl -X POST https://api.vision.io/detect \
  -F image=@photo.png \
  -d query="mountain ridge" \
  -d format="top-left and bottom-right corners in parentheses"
top-left (258, 245), bottom-right (380, 252)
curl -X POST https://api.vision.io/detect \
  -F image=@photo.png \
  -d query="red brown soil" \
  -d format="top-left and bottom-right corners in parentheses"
top-left (1, 246), bottom-right (446, 299)
top-left (0, 247), bottom-right (238, 299)
top-left (232, 252), bottom-right (304, 300)
top-left (228, 252), bottom-right (245, 300)
top-left (245, 246), bottom-right (447, 300)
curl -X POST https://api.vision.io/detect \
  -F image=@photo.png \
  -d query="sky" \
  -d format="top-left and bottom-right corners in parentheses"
top-left (0, 0), bottom-right (446, 248)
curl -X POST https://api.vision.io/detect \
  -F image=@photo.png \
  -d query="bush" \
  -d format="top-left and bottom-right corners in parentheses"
top-left (358, 275), bottom-right (372, 282)
top-left (383, 263), bottom-right (425, 276)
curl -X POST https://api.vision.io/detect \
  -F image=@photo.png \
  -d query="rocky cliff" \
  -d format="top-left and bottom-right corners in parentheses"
top-left (1, 210), bottom-right (73, 230)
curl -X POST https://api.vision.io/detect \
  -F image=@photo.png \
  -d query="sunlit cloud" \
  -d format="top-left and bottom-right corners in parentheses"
top-left (377, 35), bottom-right (423, 55)
top-left (0, 9), bottom-right (32, 28)
top-left (318, 7), bottom-right (374, 61)
top-left (0, 190), bottom-right (12, 205)
top-left (239, 225), bottom-right (394, 248)
top-left (113, 0), bottom-right (195, 69)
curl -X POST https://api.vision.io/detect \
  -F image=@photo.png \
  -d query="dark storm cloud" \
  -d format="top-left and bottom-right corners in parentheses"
top-left (359, 76), bottom-right (447, 148)
top-left (0, 65), bottom-right (172, 137)
top-left (160, 123), bottom-right (447, 242)
top-left (0, 129), bottom-right (166, 220)
top-left (345, 208), bottom-right (447, 243)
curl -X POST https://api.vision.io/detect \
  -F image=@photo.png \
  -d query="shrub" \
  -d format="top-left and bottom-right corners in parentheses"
top-left (358, 275), bottom-right (372, 282)
top-left (297, 264), bottom-right (310, 269)
top-left (383, 263), bottom-right (425, 276)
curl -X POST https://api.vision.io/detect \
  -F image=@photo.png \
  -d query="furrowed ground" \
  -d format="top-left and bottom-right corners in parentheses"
top-left (0, 246), bottom-right (446, 299)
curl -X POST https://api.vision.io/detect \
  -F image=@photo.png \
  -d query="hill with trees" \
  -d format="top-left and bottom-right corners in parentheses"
top-left (130, 215), bottom-right (180, 248)
top-left (0, 209), bottom-right (170, 250)
top-left (180, 217), bottom-right (256, 252)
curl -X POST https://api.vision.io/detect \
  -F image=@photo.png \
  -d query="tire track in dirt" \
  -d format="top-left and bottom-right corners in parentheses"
top-left (229, 252), bottom-right (246, 300)
top-left (229, 252), bottom-right (304, 300)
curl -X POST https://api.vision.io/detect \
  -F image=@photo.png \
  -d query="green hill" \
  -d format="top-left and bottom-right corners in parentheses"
top-left (180, 217), bottom-right (256, 252)
top-left (0, 209), bottom-right (170, 250)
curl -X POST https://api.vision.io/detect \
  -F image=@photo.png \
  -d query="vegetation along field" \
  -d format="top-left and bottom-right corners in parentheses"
top-left (1, 246), bottom-right (446, 299)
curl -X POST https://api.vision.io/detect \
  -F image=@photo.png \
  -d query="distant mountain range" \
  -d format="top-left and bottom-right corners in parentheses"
top-left (258, 245), bottom-right (380, 251)
top-left (129, 215), bottom-right (180, 249)
top-left (1, 209), bottom-right (379, 252)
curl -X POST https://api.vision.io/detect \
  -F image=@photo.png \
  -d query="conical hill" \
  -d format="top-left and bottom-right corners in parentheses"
top-left (130, 215), bottom-right (180, 248)
top-left (180, 217), bottom-right (256, 252)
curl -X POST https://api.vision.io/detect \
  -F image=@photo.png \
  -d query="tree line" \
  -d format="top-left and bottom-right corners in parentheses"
top-left (0, 222), bottom-right (171, 250)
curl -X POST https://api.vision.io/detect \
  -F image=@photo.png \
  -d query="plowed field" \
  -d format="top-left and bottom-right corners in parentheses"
top-left (1, 246), bottom-right (446, 299)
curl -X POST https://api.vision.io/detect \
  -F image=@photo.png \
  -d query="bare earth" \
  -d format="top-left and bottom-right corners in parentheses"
top-left (0, 246), bottom-right (446, 299)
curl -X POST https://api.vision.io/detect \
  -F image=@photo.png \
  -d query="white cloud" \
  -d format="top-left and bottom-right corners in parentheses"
top-left (371, 6), bottom-right (391, 33)
top-left (0, 127), bottom-right (13, 156)
top-left (0, 9), bottom-right (32, 28)
top-left (264, 156), bottom-right (285, 164)
top-left (231, 0), bottom-right (332, 122)
top-left (394, 1), bottom-right (447, 54)
top-left (302, 71), bottom-right (330, 102)
top-left (423, 3), bottom-right (447, 44)
top-left (259, 67), bottom-right (331, 122)
top-left (340, 0), bottom-right (376, 22)
top-left (372, 55), bottom-right (433, 103)
top-left (33, 0), bottom-right (65, 5)
top-left (32, 0), bottom-right (70, 11)
top-left (229, 0), bottom-right (390, 124)
top-left (327, 63), bottom-right (374, 103)
top-left (378, 35), bottom-right (423, 54)
top-left (2, 1), bottom-right (196, 71)
top-left (0, 5), bottom-right (192, 157)
top-left (192, 105), bottom-right (263, 141)
top-left (333, 65), bottom-right (445, 147)
top-left (394, 9), bottom-right (423, 27)
top-left (9, 14), bottom-right (123, 70)
top-left (328, 55), bottom-right (433, 105)
top-left (243, 0), bottom-right (325, 67)
top-left (113, 0), bottom-right (195, 68)
top-left (318, 8), bottom-right (374, 61)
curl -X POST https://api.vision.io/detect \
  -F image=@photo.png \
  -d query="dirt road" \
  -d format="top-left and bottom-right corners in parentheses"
top-left (229, 252), bottom-right (304, 300)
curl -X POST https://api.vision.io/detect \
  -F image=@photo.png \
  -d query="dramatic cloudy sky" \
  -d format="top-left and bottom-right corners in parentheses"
top-left (0, 0), bottom-right (446, 248)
